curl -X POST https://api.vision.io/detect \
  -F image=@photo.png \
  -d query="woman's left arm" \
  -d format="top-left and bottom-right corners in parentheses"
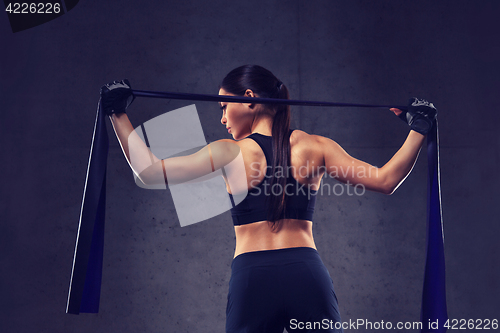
top-left (109, 113), bottom-right (241, 186)
top-left (102, 80), bottom-right (241, 187)
top-left (109, 113), bottom-right (162, 181)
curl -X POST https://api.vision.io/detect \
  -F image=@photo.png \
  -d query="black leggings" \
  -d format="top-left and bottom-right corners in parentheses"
top-left (226, 247), bottom-right (343, 333)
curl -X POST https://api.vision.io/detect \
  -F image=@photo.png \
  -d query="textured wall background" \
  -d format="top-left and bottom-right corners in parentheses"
top-left (1, 1), bottom-right (499, 332)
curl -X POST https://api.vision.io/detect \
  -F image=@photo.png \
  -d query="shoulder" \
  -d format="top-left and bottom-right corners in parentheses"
top-left (290, 129), bottom-right (319, 142)
top-left (290, 129), bottom-right (339, 150)
top-left (290, 130), bottom-right (348, 166)
top-left (212, 137), bottom-right (257, 152)
top-left (208, 138), bottom-right (269, 164)
top-left (209, 138), bottom-right (241, 154)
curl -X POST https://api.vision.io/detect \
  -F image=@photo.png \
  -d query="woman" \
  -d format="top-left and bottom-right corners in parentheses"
top-left (101, 65), bottom-right (436, 333)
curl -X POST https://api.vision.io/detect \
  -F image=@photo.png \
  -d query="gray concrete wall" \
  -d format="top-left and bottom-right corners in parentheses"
top-left (1, 1), bottom-right (498, 332)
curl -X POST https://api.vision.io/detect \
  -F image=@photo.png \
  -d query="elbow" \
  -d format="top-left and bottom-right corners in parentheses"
top-left (135, 172), bottom-right (155, 187)
top-left (358, 167), bottom-right (395, 195)
top-left (135, 174), bottom-right (168, 188)
top-left (381, 180), bottom-right (404, 195)
top-left (378, 176), bottom-right (398, 195)
top-left (137, 175), bottom-right (154, 186)
top-left (357, 181), bottom-right (395, 195)
top-left (136, 169), bottom-right (167, 187)
top-left (383, 186), bottom-right (396, 195)
top-left (135, 162), bottom-right (167, 186)
top-left (379, 184), bottom-right (395, 195)
top-left (376, 168), bottom-right (402, 195)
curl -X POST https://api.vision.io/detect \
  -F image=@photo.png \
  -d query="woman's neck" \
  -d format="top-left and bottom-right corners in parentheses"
top-left (250, 114), bottom-right (273, 136)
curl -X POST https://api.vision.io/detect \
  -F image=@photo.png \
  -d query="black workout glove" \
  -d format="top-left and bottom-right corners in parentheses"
top-left (100, 79), bottom-right (135, 115)
top-left (398, 97), bottom-right (437, 135)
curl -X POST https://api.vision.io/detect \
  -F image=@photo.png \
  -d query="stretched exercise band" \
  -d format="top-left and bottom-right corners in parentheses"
top-left (66, 90), bottom-right (447, 332)
top-left (131, 89), bottom-right (408, 110)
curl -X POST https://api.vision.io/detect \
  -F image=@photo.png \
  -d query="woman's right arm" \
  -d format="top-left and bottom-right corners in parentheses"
top-left (319, 130), bottom-right (425, 194)
top-left (319, 98), bottom-right (437, 195)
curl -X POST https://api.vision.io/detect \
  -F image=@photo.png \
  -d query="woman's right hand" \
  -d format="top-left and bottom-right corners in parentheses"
top-left (100, 79), bottom-right (135, 115)
top-left (395, 97), bottom-right (438, 135)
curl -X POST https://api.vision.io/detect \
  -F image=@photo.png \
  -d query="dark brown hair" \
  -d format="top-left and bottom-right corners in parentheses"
top-left (221, 65), bottom-right (291, 230)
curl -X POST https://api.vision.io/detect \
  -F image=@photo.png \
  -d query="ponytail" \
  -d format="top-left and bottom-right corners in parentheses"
top-left (220, 65), bottom-right (291, 230)
top-left (268, 82), bottom-right (291, 230)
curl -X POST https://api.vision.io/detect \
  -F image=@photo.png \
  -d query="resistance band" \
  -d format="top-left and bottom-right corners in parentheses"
top-left (67, 90), bottom-right (447, 332)
top-left (67, 101), bottom-right (108, 314)
top-left (422, 121), bottom-right (448, 332)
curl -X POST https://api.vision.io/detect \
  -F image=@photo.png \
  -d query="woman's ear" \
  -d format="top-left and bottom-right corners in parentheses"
top-left (244, 89), bottom-right (256, 109)
top-left (244, 89), bottom-right (255, 98)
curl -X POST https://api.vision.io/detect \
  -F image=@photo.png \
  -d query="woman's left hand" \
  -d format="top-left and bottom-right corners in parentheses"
top-left (100, 79), bottom-right (135, 115)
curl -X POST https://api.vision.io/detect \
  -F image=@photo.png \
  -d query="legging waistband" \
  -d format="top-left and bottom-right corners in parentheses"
top-left (231, 247), bottom-right (321, 272)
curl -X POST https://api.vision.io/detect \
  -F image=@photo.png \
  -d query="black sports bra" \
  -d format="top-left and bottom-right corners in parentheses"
top-left (229, 132), bottom-right (317, 226)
